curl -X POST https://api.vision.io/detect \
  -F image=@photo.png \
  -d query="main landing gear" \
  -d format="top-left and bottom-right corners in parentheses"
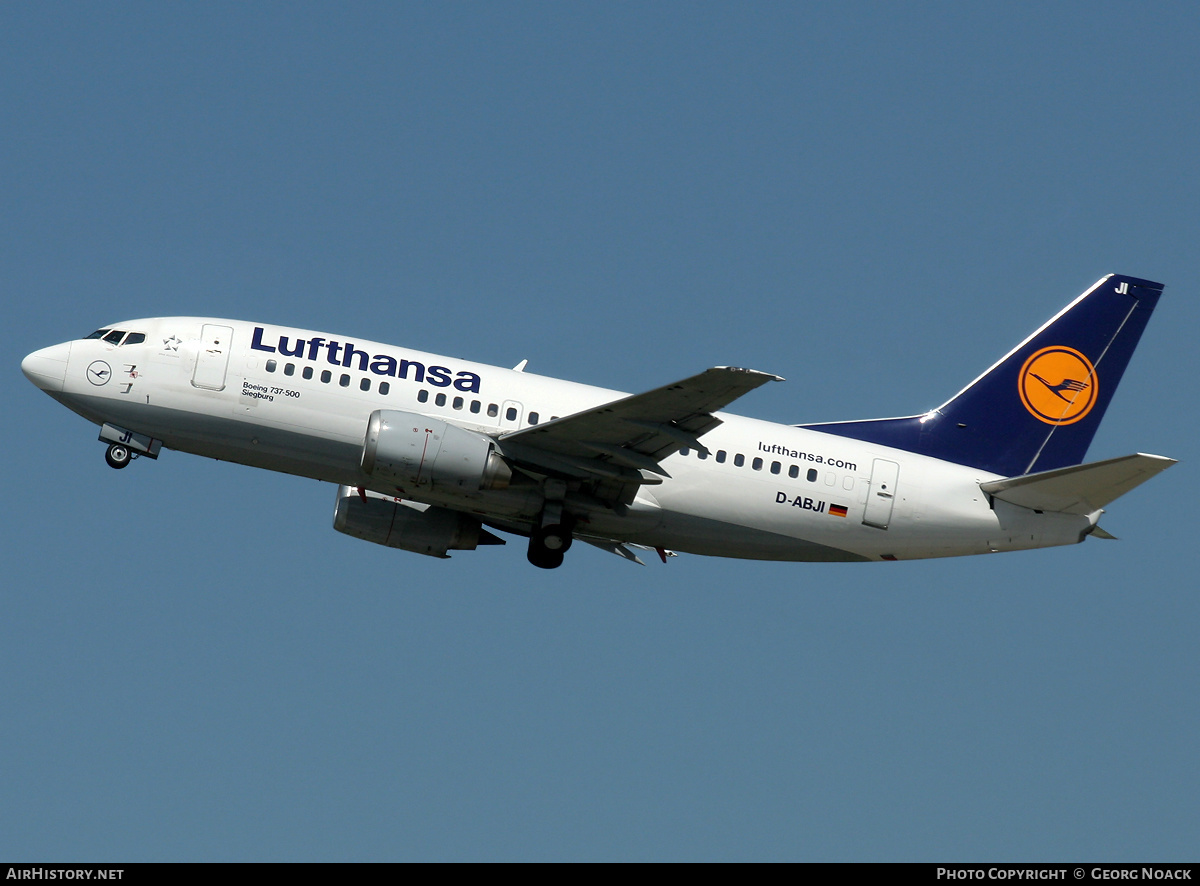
top-left (527, 480), bottom-right (573, 569)
top-left (527, 522), bottom-right (573, 569)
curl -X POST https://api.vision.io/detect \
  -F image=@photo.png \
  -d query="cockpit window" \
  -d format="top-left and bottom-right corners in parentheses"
top-left (83, 328), bottom-right (145, 345)
top-left (85, 329), bottom-right (145, 345)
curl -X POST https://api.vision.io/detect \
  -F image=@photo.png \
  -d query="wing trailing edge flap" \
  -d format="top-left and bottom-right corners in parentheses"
top-left (498, 366), bottom-right (782, 485)
top-left (979, 453), bottom-right (1176, 515)
top-left (578, 537), bottom-right (648, 565)
top-left (578, 536), bottom-right (677, 566)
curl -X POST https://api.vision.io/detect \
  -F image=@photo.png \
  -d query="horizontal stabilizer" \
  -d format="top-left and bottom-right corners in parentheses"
top-left (980, 453), bottom-right (1176, 515)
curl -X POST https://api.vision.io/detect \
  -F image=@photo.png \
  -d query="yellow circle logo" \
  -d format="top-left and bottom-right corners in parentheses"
top-left (1018, 346), bottom-right (1098, 425)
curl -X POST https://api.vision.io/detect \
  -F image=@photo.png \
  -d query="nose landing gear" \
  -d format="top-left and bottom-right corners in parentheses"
top-left (98, 423), bottom-right (162, 470)
top-left (104, 442), bottom-right (133, 469)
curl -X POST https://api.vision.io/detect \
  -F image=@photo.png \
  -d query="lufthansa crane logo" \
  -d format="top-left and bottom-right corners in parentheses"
top-left (86, 360), bottom-right (112, 386)
top-left (1018, 346), bottom-right (1097, 425)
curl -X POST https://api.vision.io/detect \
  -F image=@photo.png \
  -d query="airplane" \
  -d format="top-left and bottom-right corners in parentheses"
top-left (21, 273), bottom-right (1175, 569)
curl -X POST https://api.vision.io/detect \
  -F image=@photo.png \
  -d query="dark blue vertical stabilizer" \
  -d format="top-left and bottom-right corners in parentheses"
top-left (800, 275), bottom-right (1164, 477)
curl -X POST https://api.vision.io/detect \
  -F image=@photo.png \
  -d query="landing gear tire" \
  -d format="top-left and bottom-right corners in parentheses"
top-left (527, 545), bottom-right (565, 570)
top-left (527, 524), bottom-right (572, 569)
top-left (105, 443), bottom-right (132, 469)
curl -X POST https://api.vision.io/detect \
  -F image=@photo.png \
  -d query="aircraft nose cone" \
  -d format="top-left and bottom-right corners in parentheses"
top-left (22, 342), bottom-right (71, 392)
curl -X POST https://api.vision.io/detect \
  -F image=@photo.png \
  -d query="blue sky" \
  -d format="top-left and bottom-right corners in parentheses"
top-left (4, 2), bottom-right (1198, 861)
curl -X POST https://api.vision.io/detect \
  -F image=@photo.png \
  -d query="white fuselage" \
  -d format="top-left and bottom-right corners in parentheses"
top-left (26, 317), bottom-right (1096, 562)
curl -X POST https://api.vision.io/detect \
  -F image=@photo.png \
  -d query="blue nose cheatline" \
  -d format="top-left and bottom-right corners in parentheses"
top-left (21, 342), bottom-right (71, 392)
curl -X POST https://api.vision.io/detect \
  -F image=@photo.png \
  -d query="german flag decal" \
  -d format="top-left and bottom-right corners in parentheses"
top-left (829, 504), bottom-right (848, 518)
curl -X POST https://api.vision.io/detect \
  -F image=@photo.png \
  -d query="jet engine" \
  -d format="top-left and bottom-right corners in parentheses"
top-left (361, 410), bottom-right (511, 493)
top-left (332, 485), bottom-right (505, 558)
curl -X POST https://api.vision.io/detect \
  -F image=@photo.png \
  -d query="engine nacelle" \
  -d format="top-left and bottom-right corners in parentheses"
top-left (332, 485), bottom-right (505, 558)
top-left (361, 410), bottom-right (511, 493)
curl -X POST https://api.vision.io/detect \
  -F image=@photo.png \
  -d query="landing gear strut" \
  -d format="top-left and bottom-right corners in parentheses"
top-left (105, 442), bottom-right (132, 469)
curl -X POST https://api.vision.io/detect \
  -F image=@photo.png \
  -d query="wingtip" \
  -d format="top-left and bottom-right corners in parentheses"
top-left (713, 366), bottom-right (785, 382)
top-left (1134, 452), bottom-right (1178, 467)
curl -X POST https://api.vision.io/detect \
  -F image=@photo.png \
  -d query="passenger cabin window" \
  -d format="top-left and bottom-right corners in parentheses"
top-left (320, 370), bottom-right (331, 384)
top-left (734, 454), bottom-right (745, 467)
top-left (453, 396), bottom-right (463, 410)
top-left (506, 407), bottom-right (518, 421)
top-left (266, 360), bottom-right (277, 372)
top-left (770, 461), bottom-right (781, 475)
top-left (788, 465), bottom-right (799, 479)
top-left (807, 468), bottom-right (818, 482)
top-left (302, 366), bottom-right (313, 380)
top-left (284, 363), bottom-right (295, 376)
top-left (752, 457), bottom-right (763, 471)
top-left (487, 404), bottom-right (499, 417)
top-left (435, 393), bottom-right (447, 407)
top-left (528, 412), bottom-right (539, 425)
top-left (360, 378), bottom-right (371, 391)
top-left (339, 374), bottom-right (350, 387)
top-left (418, 389), bottom-right (429, 403)
top-left (379, 382), bottom-right (390, 395)
top-left (716, 450), bottom-right (726, 463)
top-left (470, 400), bottom-right (481, 414)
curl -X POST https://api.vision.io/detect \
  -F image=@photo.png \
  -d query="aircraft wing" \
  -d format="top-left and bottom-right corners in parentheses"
top-left (497, 366), bottom-right (782, 488)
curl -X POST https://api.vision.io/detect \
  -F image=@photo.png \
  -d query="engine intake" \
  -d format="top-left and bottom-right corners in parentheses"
top-left (361, 410), bottom-right (511, 493)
